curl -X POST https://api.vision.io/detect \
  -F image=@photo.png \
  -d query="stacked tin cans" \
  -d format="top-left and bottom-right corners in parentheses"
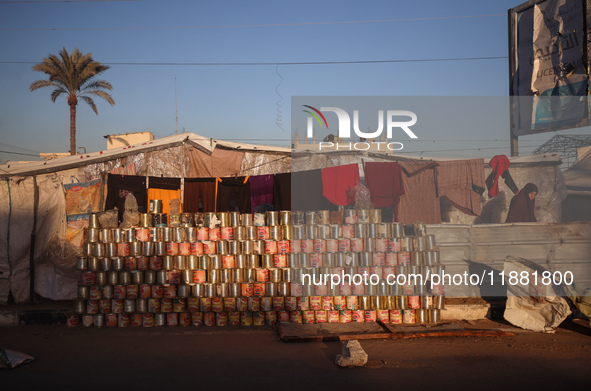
top-left (69, 209), bottom-right (445, 328)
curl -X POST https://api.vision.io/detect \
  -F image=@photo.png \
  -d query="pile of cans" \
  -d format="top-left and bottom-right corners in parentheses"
top-left (68, 208), bottom-right (445, 328)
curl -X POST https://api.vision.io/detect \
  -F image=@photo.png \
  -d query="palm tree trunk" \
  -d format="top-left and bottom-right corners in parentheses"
top-left (69, 103), bottom-right (76, 155)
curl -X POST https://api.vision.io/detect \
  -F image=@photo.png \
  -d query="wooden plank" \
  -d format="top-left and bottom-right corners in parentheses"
top-left (277, 321), bottom-right (515, 342)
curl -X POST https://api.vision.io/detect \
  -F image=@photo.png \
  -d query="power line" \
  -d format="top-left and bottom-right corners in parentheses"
top-left (0, 149), bottom-right (41, 157)
top-left (1, 56), bottom-right (507, 67)
top-left (0, 14), bottom-right (505, 31)
top-left (0, 142), bottom-right (41, 154)
top-left (0, 0), bottom-right (139, 3)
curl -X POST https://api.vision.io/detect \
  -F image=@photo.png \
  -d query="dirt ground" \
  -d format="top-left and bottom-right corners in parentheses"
top-left (1, 318), bottom-right (590, 390)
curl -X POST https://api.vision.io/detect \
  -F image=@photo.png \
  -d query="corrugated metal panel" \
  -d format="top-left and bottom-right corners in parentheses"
top-left (426, 222), bottom-right (591, 297)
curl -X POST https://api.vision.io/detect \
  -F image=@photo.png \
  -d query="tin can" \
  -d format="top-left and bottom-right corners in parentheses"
top-left (251, 311), bottom-right (264, 326)
top-left (228, 311), bottom-right (240, 326)
top-left (389, 309), bottom-right (402, 323)
top-left (200, 312), bottom-right (214, 326)
top-left (282, 297), bottom-right (296, 311)
top-left (189, 312), bottom-right (203, 326)
top-left (172, 298), bottom-right (186, 312)
top-left (257, 226), bottom-right (270, 240)
top-left (292, 225), bottom-right (304, 240)
top-left (220, 297), bottom-right (235, 312)
top-left (239, 311), bottom-right (253, 326)
top-left (255, 268), bottom-right (269, 282)
top-left (288, 310), bottom-right (302, 324)
top-left (151, 213), bottom-right (166, 228)
top-left (268, 225), bottom-right (282, 240)
top-left (187, 297), bottom-right (200, 312)
top-left (146, 227), bottom-right (159, 243)
top-left (403, 309), bottom-right (416, 324)
top-left (197, 297), bottom-right (211, 312)
top-left (338, 310), bottom-right (351, 323)
top-left (343, 210), bottom-right (357, 224)
top-left (433, 294), bottom-right (445, 309)
top-left (135, 227), bottom-right (149, 242)
top-left (271, 254), bottom-right (286, 269)
top-left (296, 296), bottom-right (309, 311)
top-left (338, 239), bottom-right (351, 252)
top-left (264, 240), bottom-right (277, 254)
top-left (164, 313), bottom-right (177, 326)
top-left (253, 282), bottom-right (266, 297)
top-left (125, 313), bottom-right (140, 327)
top-left (429, 309), bottom-right (441, 323)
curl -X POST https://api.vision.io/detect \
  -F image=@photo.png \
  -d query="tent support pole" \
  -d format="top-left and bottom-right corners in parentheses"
top-left (30, 175), bottom-right (39, 304)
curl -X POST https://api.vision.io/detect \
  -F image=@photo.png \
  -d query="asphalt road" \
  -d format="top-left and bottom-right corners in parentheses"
top-left (1, 319), bottom-right (590, 390)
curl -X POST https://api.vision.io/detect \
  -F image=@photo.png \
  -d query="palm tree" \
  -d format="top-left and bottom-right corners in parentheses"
top-left (30, 47), bottom-right (115, 155)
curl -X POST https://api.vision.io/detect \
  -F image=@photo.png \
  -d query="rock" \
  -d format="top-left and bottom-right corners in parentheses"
top-left (335, 340), bottom-right (368, 367)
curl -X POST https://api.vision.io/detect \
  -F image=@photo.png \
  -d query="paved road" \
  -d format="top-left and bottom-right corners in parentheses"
top-left (1, 319), bottom-right (590, 390)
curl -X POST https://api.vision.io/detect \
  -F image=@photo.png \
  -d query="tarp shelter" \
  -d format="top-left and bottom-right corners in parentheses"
top-left (0, 133), bottom-right (291, 304)
top-left (0, 133), bottom-right (576, 304)
top-left (562, 146), bottom-right (591, 222)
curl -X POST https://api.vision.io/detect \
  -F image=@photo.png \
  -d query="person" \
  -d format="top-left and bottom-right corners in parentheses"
top-left (505, 183), bottom-right (538, 223)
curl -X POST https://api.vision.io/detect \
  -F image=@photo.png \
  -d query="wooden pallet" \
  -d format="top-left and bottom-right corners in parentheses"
top-left (277, 321), bottom-right (515, 342)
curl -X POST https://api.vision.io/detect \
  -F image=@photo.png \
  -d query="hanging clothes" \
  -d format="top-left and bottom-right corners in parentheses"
top-left (435, 159), bottom-right (485, 217)
top-left (184, 178), bottom-right (216, 213)
top-left (105, 174), bottom-right (147, 223)
top-left (188, 147), bottom-right (244, 178)
top-left (148, 177), bottom-right (181, 216)
top-left (250, 174), bottom-right (274, 213)
top-left (486, 155), bottom-right (519, 197)
top-left (292, 169), bottom-right (336, 212)
top-left (273, 173), bottom-right (291, 211)
top-left (321, 164), bottom-right (360, 206)
top-left (216, 176), bottom-right (251, 213)
top-left (397, 162), bottom-right (441, 224)
top-left (363, 161), bottom-right (405, 219)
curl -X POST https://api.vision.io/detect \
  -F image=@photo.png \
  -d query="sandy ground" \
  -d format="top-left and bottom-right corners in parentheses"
top-left (1, 318), bottom-right (590, 390)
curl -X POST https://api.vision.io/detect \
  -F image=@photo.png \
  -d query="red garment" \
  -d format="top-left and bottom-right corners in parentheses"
top-left (488, 155), bottom-right (511, 197)
top-left (321, 164), bottom-right (360, 206)
top-left (364, 161), bottom-right (405, 215)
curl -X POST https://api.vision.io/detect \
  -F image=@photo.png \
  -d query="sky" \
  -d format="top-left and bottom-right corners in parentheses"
top-left (0, 0), bottom-right (589, 164)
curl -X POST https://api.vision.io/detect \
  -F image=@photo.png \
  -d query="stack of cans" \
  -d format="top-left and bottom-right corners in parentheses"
top-left (68, 208), bottom-right (444, 328)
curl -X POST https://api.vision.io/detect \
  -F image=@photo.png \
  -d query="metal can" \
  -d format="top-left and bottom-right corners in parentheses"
top-left (403, 309), bottom-right (416, 324)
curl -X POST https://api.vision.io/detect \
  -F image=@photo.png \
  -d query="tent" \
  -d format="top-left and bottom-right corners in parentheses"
top-left (0, 133), bottom-right (291, 304)
top-left (0, 132), bottom-right (573, 304)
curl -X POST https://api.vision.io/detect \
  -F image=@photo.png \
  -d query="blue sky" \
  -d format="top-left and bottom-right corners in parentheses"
top-left (0, 0), bottom-right (589, 163)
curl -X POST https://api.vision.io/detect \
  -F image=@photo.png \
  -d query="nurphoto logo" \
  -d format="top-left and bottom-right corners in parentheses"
top-left (302, 105), bottom-right (418, 151)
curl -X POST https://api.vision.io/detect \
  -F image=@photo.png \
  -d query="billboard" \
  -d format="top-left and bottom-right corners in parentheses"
top-left (509, 0), bottom-right (591, 136)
